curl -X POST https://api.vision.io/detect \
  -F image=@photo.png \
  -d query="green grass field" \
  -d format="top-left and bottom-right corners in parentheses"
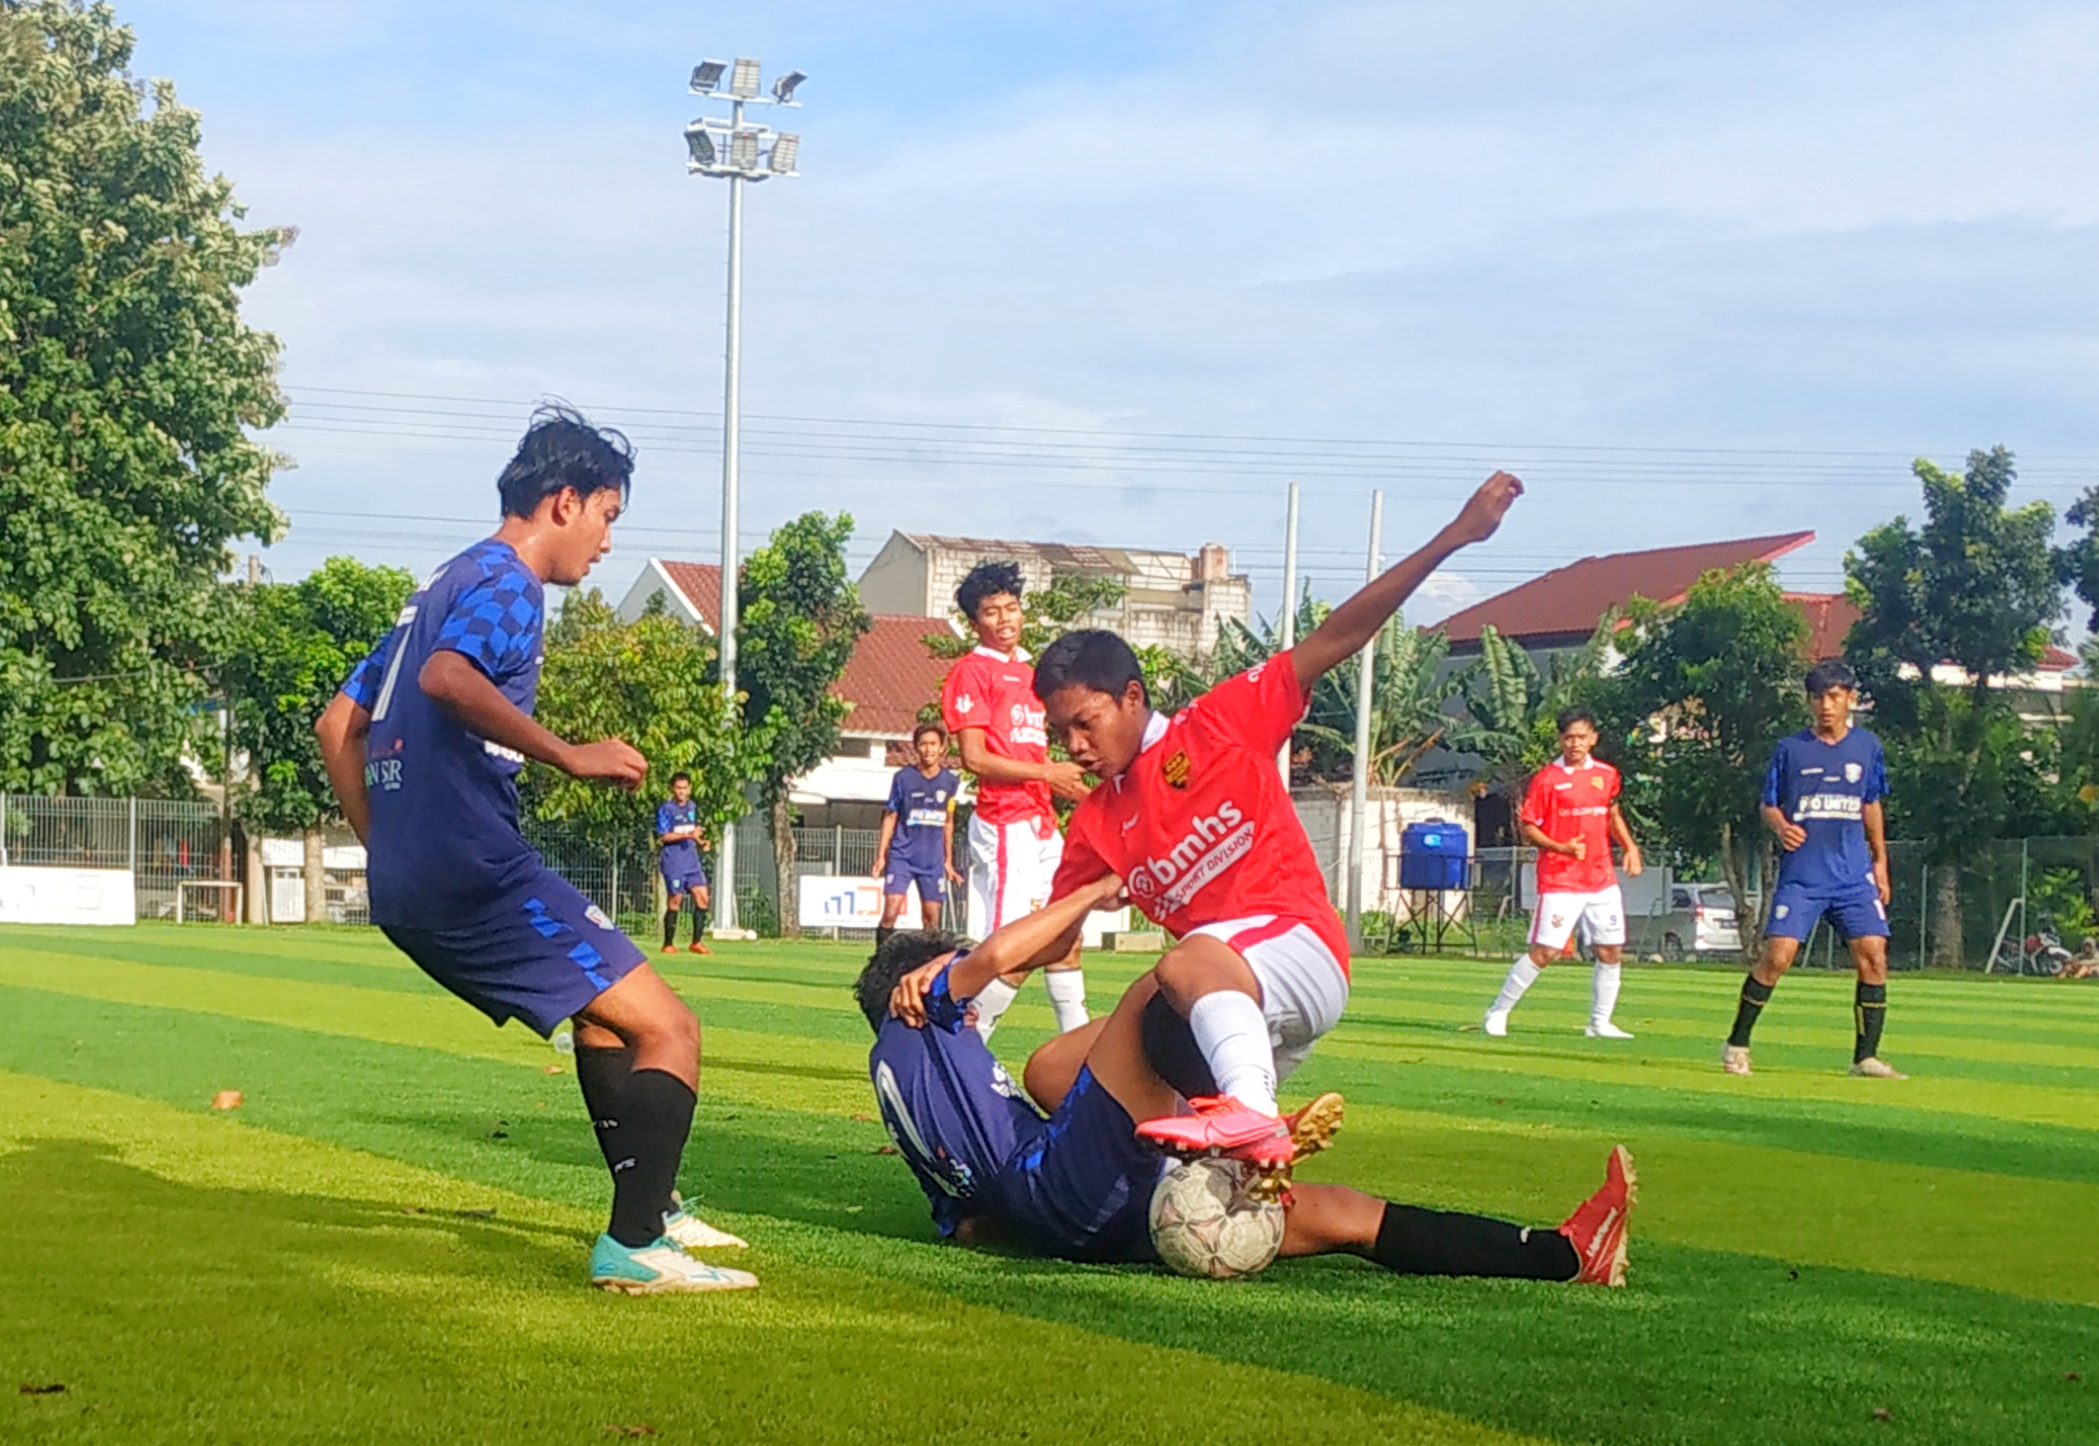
top-left (1, 924), bottom-right (2095, 1445)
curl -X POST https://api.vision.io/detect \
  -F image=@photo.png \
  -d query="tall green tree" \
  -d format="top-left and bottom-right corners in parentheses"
top-left (527, 589), bottom-right (749, 851)
top-left (1845, 447), bottom-right (2063, 964)
top-left (1452, 618), bottom-right (1617, 807)
top-left (221, 557), bottom-right (410, 918)
top-left (0, 0), bottom-right (288, 794)
top-left (735, 512), bottom-right (870, 938)
top-left (1611, 564), bottom-right (1810, 960)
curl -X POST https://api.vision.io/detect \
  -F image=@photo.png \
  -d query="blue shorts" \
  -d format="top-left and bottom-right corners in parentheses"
top-left (661, 861), bottom-right (708, 895)
top-left (380, 870), bottom-right (647, 1038)
top-left (883, 860), bottom-right (946, 903)
top-left (997, 1066), bottom-right (1168, 1264)
top-left (1767, 878), bottom-right (1888, 943)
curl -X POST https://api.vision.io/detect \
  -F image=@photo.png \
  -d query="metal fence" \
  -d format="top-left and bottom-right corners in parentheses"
top-left (4, 793), bottom-right (2093, 967)
top-left (0, 794), bottom-right (234, 921)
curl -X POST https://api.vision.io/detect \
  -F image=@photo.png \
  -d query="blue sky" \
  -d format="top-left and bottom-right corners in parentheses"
top-left (127, 0), bottom-right (2099, 628)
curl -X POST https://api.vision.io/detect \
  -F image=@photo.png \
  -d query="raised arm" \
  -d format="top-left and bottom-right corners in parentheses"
top-left (1293, 472), bottom-right (1524, 692)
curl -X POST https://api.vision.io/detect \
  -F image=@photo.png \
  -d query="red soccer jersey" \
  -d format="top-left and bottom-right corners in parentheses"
top-left (1050, 652), bottom-right (1350, 974)
top-left (941, 645), bottom-right (1053, 827)
top-left (1522, 757), bottom-right (1621, 894)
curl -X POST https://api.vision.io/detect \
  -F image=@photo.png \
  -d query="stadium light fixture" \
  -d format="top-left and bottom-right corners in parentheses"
top-left (684, 122), bottom-right (717, 168)
top-left (681, 53), bottom-right (806, 935)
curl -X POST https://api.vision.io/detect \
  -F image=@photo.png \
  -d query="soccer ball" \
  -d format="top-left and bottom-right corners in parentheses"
top-left (1147, 1157), bottom-right (1285, 1280)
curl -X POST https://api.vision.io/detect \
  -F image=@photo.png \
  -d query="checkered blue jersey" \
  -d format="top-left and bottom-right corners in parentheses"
top-left (342, 539), bottom-right (546, 927)
top-left (656, 799), bottom-right (702, 872)
top-left (867, 963), bottom-right (1046, 1238)
top-left (1762, 727), bottom-right (1888, 891)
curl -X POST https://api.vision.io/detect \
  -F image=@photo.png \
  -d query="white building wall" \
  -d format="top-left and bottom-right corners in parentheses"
top-left (1292, 785), bottom-right (1478, 925)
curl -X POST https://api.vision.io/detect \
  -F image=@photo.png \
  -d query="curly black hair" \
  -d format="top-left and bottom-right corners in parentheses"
top-left (1805, 660), bottom-right (1858, 696)
top-left (853, 930), bottom-right (965, 1032)
top-left (496, 401), bottom-right (635, 518)
top-left (955, 560), bottom-right (1025, 623)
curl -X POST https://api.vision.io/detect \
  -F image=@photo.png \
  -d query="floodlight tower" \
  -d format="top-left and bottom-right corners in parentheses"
top-left (684, 57), bottom-right (804, 935)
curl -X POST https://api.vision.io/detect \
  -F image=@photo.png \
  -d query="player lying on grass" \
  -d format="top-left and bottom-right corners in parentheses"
top-left (1027, 472), bottom-right (1524, 1168)
top-left (1722, 660), bottom-right (1904, 1080)
top-left (315, 404), bottom-right (754, 1295)
top-left (856, 885), bottom-right (1634, 1284)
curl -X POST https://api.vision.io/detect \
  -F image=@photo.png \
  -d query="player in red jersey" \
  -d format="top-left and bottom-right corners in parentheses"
top-left (1483, 706), bottom-right (1644, 1040)
top-left (941, 560), bottom-right (1093, 1038)
top-left (1027, 473), bottom-right (1525, 1165)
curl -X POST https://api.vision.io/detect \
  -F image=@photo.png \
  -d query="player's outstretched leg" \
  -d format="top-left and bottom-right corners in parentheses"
top-left (573, 965), bottom-right (755, 1293)
top-left (1277, 1147), bottom-right (1635, 1286)
top-left (1133, 936), bottom-right (1291, 1168)
top-left (1724, 932), bottom-right (1802, 1075)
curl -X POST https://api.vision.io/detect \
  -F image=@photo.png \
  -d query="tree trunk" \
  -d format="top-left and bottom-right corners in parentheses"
top-left (1718, 820), bottom-right (1763, 964)
top-left (241, 826), bottom-right (267, 925)
top-left (770, 795), bottom-right (800, 940)
top-left (1929, 860), bottom-right (1964, 969)
top-left (303, 825), bottom-right (327, 923)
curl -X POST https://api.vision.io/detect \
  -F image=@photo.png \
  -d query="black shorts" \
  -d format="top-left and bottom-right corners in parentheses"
top-left (997, 1066), bottom-right (1168, 1264)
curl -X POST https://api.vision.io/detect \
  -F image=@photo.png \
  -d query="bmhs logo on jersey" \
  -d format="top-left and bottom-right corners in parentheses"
top-left (1162, 749), bottom-right (1192, 789)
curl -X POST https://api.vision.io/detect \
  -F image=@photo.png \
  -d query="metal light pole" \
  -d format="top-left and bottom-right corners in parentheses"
top-left (1276, 482), bottom-right (1300, 788)
top-left (685, 57), bottom-right (804, 935)
top-left (1345, 490), bottom-right (1383, 950)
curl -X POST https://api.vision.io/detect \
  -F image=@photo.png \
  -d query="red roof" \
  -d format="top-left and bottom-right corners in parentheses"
top-left (1782, 592), bottom-right (1859, 662)
top-left (833, 614), bottom-right (958, 739)
top-left (1442, 532), bottom-right (1815, 649)
top-left (655, 561), bottom-right (722, 633)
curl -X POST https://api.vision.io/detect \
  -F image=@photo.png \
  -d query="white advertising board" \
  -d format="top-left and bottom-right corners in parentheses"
top-left (0, 866), bottom-right (136, 926)
top-left (798, 875), bottom-right (920, 929)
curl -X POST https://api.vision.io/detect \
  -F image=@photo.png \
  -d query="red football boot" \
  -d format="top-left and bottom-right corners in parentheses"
top-left (1135, 1095), bottom-right (1293, 1169)
top-left (1557, 1144), bottom-right (1637, 1286)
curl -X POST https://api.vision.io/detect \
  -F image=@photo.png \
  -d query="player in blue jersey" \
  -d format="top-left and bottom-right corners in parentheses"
top-left (856, 892), bottom-right (1635, 1284)
top-left (1723, 660), bottom-right (1904, 1080)
top-left (870, 723), bottom-right (962, 953)
top-left (656, 772), bottom-right (712, 955)
top-left (315, 405), bottom-right (755, 1294)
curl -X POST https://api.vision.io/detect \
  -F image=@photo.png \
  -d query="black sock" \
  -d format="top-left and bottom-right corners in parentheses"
top-left (693, 907), bottom-right (709, 941)
top-left (1728, 975), bottom-right (1774, 1048)
top-left (607, 1068), bottom-right (697, 1248)
top-left (875, 924), bottom-right (895, 953)
top-left (663, 908), bottom-right (680, 948)
top-left (1372, 1202), bottom-right (1578, 1281)
top-left (1855, 981), bottom-right (1887, 1062)
top-left (575, 1044), bottom-right (635, 1178)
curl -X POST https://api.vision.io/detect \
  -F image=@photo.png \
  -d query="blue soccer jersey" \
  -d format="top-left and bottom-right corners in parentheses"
top-left (1763, 726), bottom-right (1888, 891)
top-left (867, 963), bottom-right (1046, 1238)
top-left (884, 766), bottom-right (957, 874)
top-left (344, 539), bottom-right (547, 928)
top-left (656, 799), bottom-right (702, 871)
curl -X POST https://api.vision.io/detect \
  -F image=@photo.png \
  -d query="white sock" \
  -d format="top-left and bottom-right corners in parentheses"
top-left (1186, 990), bottom-right (1278, 1116)
top-left (1045, 970), bottom-right (1089, 1033)
top-left (971, 977), bottom-right (1019, 1042)
top-left (1591, 963), bottom-right (1622, 1027)
top-left (1490, 957), bottom-right (1542, 1016)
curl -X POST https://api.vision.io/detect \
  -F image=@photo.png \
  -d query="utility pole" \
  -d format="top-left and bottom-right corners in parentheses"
top-left (1345, 490), bottom-right (1383, 951)
top-left (684, 57), bottom-right (804, 935)
top-left (1276, 482), bottom-right (1300, 788)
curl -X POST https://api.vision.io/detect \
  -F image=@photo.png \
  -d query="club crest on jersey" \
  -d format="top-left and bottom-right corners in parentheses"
top-left (584, 904), bottom-right (615, 931)
top-left (1590, 775), bottom-right (1605, 790)
top-left (1162, 750), bottom-right (1192, 789)
top-left (1844, 762), bottom-right (1862, 782)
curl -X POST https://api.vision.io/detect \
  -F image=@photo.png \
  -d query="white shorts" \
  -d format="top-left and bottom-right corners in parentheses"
top-left (1183, 915), bottom-right (1350, 1082)
top-left (1530, 885), bottom-right (1626, 952)
top-left (966, 813), bottom-right (1063, 938)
